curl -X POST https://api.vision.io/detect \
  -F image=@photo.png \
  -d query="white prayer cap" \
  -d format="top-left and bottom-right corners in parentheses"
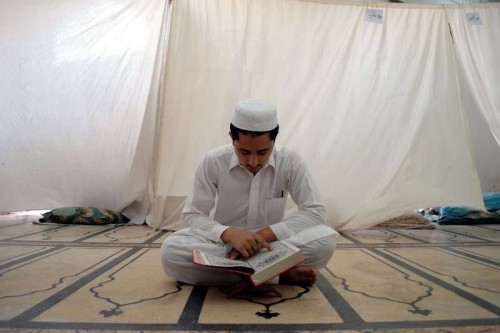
top-left (232, 98), bottom-right (278, 132)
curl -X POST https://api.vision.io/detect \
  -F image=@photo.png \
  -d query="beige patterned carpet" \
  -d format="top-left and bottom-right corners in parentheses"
top-left (0, 213), bottom-right (499, 332)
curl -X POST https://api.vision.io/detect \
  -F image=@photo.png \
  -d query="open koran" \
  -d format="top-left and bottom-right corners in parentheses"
top-left (192, 240), bottom-right (304, 286)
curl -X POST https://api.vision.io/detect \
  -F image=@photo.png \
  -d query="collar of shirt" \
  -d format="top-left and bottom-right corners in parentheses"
top-left (228, 146), bottom-right (276, 171)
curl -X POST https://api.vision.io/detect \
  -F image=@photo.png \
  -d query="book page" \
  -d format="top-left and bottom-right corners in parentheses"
top-left (247, 241), bottom-right (296, 272)
top-left (200, 252), bottom-right (253, 269)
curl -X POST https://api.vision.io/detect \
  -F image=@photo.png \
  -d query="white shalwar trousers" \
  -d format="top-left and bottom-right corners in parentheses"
top-left (160, 225), bottom-right (339, 285)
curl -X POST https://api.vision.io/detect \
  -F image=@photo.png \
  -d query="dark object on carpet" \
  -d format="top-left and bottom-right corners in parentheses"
top-left (373, 212), bottom-right (435, 229)
top-left (37, 207), bottom-right (130, 225)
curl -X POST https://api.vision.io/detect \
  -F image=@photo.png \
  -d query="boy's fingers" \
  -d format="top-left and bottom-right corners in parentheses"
top-left (256, 236), bottom-right (271, 250)
top-left (251, 242), bottom-right (262, 251)
top-left (227, 248), bottom-right (242, 260)
top-left (240, 248), bottom-right (250, 257)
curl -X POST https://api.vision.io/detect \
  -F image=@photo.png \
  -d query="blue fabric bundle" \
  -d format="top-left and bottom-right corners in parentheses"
top-left (483, 192), bottom-right (500, 211)
top-left (437, 192), bottom-right (500, 225)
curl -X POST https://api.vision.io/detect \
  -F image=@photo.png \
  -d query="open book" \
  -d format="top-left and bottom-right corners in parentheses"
top-left (192, 240), bottom-right (304, 286)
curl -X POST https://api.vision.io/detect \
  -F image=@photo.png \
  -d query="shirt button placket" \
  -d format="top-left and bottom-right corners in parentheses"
top-left (247, 174), bottom-right (260, 229)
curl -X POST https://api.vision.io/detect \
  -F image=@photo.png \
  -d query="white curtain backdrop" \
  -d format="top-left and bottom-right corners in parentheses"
top-left (1, 0), bottom-right (497, 231)
top-left (153, 0), bottom-right (491, 231)
top-left (0, 0), bottom-right (169, 224)
top-left (461, 72), bottom-right (500, 193)
top-left (447, 4), bottom-right (500, 146)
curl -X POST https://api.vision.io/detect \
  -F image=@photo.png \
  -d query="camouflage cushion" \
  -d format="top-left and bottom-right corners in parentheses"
top-left (39, 207), bottom-right (130, 225)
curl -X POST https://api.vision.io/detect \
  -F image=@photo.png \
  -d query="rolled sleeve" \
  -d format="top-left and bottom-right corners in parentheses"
top-left (269, 221), bottom-right (293, 240)
top-left (211, 224), bottom-right (230, 243)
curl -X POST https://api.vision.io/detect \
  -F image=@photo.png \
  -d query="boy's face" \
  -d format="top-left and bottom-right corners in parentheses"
top-left (231, 132), bottom-right (274, 174)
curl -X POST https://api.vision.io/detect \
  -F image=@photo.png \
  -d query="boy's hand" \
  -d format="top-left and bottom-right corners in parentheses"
top-left (221, 228), bottom-right (271, 258)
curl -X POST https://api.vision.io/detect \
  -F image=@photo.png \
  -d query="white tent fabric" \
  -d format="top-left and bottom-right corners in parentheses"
top-left (446, 4), bottom-right (500, 146)
top-left (153, 0), bottom-right (493, 231)
top-left (1, 0), bottom-right (498, 231)
top-left (0, 0), bottom-right (168, 224)
top-left (461, 71), bottom-right (500, 193)
top-left (446, 4), bottom-right (500, 193)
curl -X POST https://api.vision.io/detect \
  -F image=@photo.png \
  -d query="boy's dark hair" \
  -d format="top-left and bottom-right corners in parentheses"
top-left (230, 123), bottom-right (279, 142)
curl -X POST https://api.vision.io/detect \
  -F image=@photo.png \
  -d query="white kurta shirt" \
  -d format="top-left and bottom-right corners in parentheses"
top-left (181, 144), bottom-right (327, 243)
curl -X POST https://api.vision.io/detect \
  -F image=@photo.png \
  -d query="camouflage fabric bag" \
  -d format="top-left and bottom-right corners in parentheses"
top-left (39, 207), bottom-right (130, 225)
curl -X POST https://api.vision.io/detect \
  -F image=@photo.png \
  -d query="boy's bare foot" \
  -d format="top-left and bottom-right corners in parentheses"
top-left (280, 266), bottom-right (317, 286)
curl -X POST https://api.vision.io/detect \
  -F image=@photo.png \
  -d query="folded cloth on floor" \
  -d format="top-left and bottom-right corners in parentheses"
top-left (37, 207), bottom-right (130, 225)
top-left (483, 192), bottom-right (500, 211)
top-left (437, 192), bottom-right (500, 225)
